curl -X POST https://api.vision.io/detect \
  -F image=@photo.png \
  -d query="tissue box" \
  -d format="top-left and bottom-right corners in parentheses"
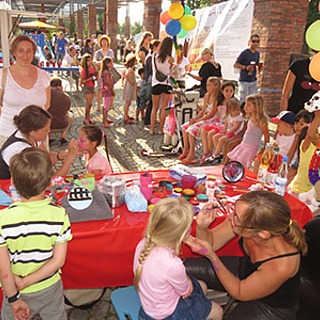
top-left (169, 164), bottom-right (207, 187)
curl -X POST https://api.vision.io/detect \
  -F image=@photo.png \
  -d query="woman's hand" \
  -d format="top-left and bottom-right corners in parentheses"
top-left (185, 235), bottom-right (214, 258)
top-left (67, 139), bottom-right (79, 159)
top-left (196, 203), bottom-right (218, 229)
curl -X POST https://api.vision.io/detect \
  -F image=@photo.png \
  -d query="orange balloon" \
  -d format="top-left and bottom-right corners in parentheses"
top-left (160, 11), bottom-right (172, 25)
top-left (310, 52), bottom-right (320, 82)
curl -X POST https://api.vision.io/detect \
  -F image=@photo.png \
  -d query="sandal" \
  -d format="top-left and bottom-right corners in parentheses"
top-left (103, 124), bottom-right (110, 129)
top-left (178, 154), bottom-right (188, 160)
top-left (181, 158), bottom-right (198, 165)
top-left (83, 120), bottom-right (90, 125)
top-left (200, 152), bottom-right (212, 166)
top-left (107, 119), bottom-right (114, 124)
top-left (124, 119), bottom-right (134, 124)
top-left (88, 119), bottom-right (95, 124)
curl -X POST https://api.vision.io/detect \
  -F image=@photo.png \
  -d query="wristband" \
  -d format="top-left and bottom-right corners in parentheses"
top-left (8, 291), bottom-right (21, 304)
top-left (57, 151), bottom-right (63, 161)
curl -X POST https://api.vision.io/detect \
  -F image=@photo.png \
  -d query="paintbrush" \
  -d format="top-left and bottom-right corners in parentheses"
top-left (215, 196), bottom-right (230, 215)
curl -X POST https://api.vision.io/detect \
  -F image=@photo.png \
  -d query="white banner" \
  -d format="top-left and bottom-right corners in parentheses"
top-left (187, 0), bottom-right (254, 80)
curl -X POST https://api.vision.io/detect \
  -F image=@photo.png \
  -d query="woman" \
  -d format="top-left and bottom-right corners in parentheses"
top-left (150, 37), bottom-right (174, 135)
top-left (188, 48), bottom-right (222, 97)
top-left (0, 105), bottom-right (79, 180)
top-left (81, 39), bottom-right (93, 56)
top-left (138, 32), bottom-right (153, 66)
top-left (94, 35), bottom-right (115, 111)
top-left (123, 40), bottom-right (135, 60)
top-left (185, 191), bottom-right (307, 320)
top-left (0, 35), bottom-right (51, 148)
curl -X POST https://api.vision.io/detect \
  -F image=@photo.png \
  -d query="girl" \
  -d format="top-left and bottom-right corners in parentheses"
top-left (100, 56), bottom-right (115, 129)
top-left (80, 53), bottom-right (99, 125)
top-left (207, 97), bottom-right (244, 164)
top-left (133, 197), bottom-right (223, 320)
top-left (227, 94), bottom-right (270, 168)
top-left (122, 53), bottom-right (137, 124)
top-left (138, 32), bottom-right (153, 66)
top-left (289, 110), bottom-right (320, 197)
top-left (78, 125), bottom-right (112, 175)
top-left (178, 77), bottom-right (221, 164)
top-left (201, 81), bottom-right (235, 162)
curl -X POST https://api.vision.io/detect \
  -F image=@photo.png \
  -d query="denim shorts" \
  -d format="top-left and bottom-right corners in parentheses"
top-left (138, 276), bottom-right (212, 320)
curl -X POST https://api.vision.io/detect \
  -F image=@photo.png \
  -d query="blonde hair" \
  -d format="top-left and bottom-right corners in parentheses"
top-left (226, 97), bottom-right (241, 116)
top-left (246, 94), bottom-right (268, 125)
top-left (134, 198), bottom-right (193, 291)
top-left (238, 191), bottom-right (307, 255)
top-left (207, 76), bottom-right (221, 106)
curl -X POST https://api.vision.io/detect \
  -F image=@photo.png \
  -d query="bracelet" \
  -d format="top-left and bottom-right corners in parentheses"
top-left (8, 291), bottom-right (21, 304)
top-left (57, 151), bottom-right (63, 161)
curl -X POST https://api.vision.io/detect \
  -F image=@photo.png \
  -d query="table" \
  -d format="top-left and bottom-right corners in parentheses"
top-left (0, 166), bottom-right (313, 295)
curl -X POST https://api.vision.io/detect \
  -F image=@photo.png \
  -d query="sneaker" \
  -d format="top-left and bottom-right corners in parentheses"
top-left (207, 154), bottom-right (223, 163)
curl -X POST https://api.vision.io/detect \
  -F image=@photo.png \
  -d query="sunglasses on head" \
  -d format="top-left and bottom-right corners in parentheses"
top-left (252, 40), bottom-right (260, 43)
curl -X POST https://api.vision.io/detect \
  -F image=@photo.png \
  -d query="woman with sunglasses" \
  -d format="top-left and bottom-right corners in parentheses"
top-left (185, 190), bottom-right (307, 320)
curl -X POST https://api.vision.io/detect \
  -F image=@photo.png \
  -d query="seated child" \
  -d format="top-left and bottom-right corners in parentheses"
top-left (78, 125), bottom-right (112, 175)
top-left (0, 147), bottom-right (72, 320)
top-left (136, 67), bottom-right (146, 121)
top-left (253, 111), bottom-right (296, 173)
top-left (134, 197), bottom-right (223, 320)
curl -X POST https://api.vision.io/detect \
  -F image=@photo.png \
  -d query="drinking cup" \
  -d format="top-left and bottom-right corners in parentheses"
top-left (140, 172), bottom-right (153, 187)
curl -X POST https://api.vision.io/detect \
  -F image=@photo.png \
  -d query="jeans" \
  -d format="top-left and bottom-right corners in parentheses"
top-left (239, 80), bottom-right (258, 103)
top-left (56, 52), bottom-right (65, 63)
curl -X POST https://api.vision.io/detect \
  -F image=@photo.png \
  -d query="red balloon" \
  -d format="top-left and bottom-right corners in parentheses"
top-left (160, 11), bottom-right (172, 25)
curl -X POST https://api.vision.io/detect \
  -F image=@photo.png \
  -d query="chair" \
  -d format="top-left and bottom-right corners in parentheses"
top-left (111, 286), bottom-right (141, 320)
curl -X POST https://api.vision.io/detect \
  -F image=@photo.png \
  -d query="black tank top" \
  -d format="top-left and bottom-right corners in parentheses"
top-left (239, 238), bottom-right (301, 308)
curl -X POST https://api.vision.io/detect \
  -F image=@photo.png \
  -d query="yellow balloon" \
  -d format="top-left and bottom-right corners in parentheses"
top-left (309, 52), bottom-right (320, 82)
top-left (180, 15), bottom-right (197, 31)
top-left (168, 3), bottom-right (184, 20)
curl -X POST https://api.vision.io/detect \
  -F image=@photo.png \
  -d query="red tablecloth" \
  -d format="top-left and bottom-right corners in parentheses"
top-left (0, 167), bottom-right (313, 294)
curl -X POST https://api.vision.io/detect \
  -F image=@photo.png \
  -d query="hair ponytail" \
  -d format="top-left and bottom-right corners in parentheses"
top-left (283, 220), bottom-right (307, 255)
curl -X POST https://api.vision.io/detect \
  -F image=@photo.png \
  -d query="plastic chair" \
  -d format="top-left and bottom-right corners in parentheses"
top-left (111, 286), bottom-right (141, 320)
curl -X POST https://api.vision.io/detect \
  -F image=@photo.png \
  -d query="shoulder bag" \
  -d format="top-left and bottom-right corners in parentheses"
top-left (153, 54), bottom-right (168, 82)
top-left (139, 81), bottom-right (152, 101)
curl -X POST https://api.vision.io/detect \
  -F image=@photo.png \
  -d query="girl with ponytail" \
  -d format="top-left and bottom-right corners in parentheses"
top-left (133, 197), bottom-right (223, 320)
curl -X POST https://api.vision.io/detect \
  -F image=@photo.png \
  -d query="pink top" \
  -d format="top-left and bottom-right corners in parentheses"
top-left (84, 150), bottom-right (112, 175)
top-left (133, 239), bottom-right (190, 319)
top-left (81, 67), bottom-right (96, 87)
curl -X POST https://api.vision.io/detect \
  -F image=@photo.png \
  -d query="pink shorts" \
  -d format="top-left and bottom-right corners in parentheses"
top-left (227, 133), bottom-right (235, 138)
top-left (104, 96), bottom-right (111, 111)
top-left (203, 125), bottom-right (220, 134)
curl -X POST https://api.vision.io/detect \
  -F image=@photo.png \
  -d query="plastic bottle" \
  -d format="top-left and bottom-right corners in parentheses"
top-left (275, 156), bottom-right (289, 196)
top-left (257, 142), bottom-right (272, 184)
top-left (265, 146), bottom-right (281, 191)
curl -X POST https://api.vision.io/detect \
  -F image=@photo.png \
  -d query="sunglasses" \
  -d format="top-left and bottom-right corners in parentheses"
top-left (251, 40), bottom-right (260, 43)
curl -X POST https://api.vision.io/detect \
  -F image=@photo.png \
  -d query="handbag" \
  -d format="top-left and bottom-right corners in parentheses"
top-left (153, 54), bottom-right (168, 82)
top-left (0, 67), bottom-right (7, 108)
top-left (110, 67), bottom-right (121, 84)
top-left (164, 107), bottom-right (176, 136)
top-left (139, 81), bottom-right (152, 101)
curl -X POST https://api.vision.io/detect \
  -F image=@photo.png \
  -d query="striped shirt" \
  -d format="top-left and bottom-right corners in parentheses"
top-left (0, 198), bottom-right (72, 293)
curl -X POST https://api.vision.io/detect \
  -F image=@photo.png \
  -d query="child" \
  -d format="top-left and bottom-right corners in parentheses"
top-left (253, 111), bottom-right (296, 173)
top-left (80, 53), bottom-right (99, 124)
top-left (136, 67), bottom-right (146, 122)
top-left (207, 97), bottom-right (244, 164)
top-left (227, 94), bottom-right (270, 168)
top-left (122, 53), bottom-right (137, 124)
top-left (0, 147), bottom-right (72, 320)
top-left (78, 125), bottom-right (112, 175)
top-left (289, 110), bottom-right (320, 197)
top-left (100, 56), bottom-right (115, 129)
top-left (179, 77), bottom-right (221, 164)
top-left (133, 197), bottom-right (223, 320)
top-left (201, 81), bottom-right (235, 162)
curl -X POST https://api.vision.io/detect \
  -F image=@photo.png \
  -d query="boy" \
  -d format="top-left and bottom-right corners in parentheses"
top-left (136, 67), bottom-right (146, 122)
top-left (0, 147), bottom-right (72, 320)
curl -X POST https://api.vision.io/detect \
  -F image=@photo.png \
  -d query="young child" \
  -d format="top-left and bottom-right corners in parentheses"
top-left (227, 94), bottom-right (270, 168)
top-left (133, 197), bottom-right (223, 320)
top-left (80, 53), bottom-right (99, 124)
top-left (136, 67), bottom-right (146, 122)
top-left (78, 125), bottom-right (112, 175)
top-left (122, 53), bottom-right (137, 124)
top-left (253, 111), bottom-right (296, 173)
top-left (179, 77), bottom-right (221, 164)
top-left (0, 147), bottom-right (72, 320)
top-left (201, 81), bottom-right (235, 162)
top-left (289, 110), bottom-right (320, 197)
top-left (100, 56), bottom-right (115, 129)
top-left (207, 97), bottom-right (244, 164)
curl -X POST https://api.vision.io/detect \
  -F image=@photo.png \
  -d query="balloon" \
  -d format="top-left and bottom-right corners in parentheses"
top-left (309, 52), bottom-right (320, 81)
top-left (160, 11), bottom-right (172, 25)
top-left (178, 28), bottom-right (188, 38)
top-left (168, 3), bottom-right (184, 20)
top-left (306, 20), bottom-right (320, 51)
top-left (184, 5), bottom-right (192, 15)
top-left (166, 19), bottom-right (182, 37)
top-left (180, 15), bottom-right (197, 31)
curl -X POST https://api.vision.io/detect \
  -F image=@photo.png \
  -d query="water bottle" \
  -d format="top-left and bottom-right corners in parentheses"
top-left (275, 156), bottom-right (289, 196)
top-left (257, 142), bottom-right (272, 184)
top-left (265, 146), bottom-right (281, 191)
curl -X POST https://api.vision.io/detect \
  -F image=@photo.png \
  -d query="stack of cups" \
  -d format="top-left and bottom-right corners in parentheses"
top-left (140, 172), bottom-right (153, 201)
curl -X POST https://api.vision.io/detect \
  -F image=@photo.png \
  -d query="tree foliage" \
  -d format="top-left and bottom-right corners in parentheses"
top-left (186, 0), bottom-right (227, 10)
top-left (118, 22), bottom-right (125, 35)
top-left (306, 0), bottom-right (320, 28)
top-left (131, 21), bottom-right (142, 36)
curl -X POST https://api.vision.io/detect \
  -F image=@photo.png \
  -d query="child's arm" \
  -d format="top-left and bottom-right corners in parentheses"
top-left (125, 68), bottom-right (134, 85)
top-left (197, 101), bottom-right (218, 122)
top-left (256, 120), bottom-right (270, 155)
top-left (302, 110), bottom-right (320, 152)
top-left (188, 94), bottom-right (208, 124)
top-left (221, 118), bottom-right (228, 133)
top-left (286, 135), bottom-right (299, 164)
top-left (226, 120), bottom-right (242, 135)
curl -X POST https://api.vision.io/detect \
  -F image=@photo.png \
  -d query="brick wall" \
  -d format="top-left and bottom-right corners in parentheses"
top-left (76, 10), bottom-right (84, 40)
top-left (106, 0), bottom-right (118, 57)
top-left (88, 4), bottom-right (96, 39)
top-left (143, 0), bottom-right (162, 38)
top-left (253, 0), bottom-right (309, 115)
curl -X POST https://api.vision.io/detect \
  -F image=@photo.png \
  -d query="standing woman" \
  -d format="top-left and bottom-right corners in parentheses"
top-left (138, 32), bottom-right (153, 66)
top-left (94, 35), bottom-right (115, 111)
top-left (81, 39), bottom-right (93, 56)
top-left (0, 35), bottom-right (51, 148)
top-left (150, 37), bottom-right (174, 135)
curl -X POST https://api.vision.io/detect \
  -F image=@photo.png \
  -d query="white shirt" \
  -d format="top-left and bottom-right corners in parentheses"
top-left (275, 133), bottom-right (296, 157)
top-left (152, 53), bottom-right (171, 87)
top-left (176, 56), bottom-right (190, 81)
top-left (62, 53), bottom-right (78, 66)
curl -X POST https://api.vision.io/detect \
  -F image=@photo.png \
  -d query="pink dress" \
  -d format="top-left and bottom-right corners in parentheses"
top-left (84, 150), bottom-right (112, 175)
top-left (203, 104), bottom-right (227, 133)
top-left (181, 103), bottom-right (218, 138)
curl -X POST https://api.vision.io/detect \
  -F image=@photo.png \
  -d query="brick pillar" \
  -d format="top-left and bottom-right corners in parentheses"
top-left (125, 16), bottom-right (130, 39)
top-left (76, 10), bottom-right (84, 39)
top-left (88, 4), bottom-right (97, 38)
top-left (253, 0), bottom-right (309, 115)
top-left (106, 0), bottom-right (118, 56)
top-left (143, 0), bottom-right (162, 38)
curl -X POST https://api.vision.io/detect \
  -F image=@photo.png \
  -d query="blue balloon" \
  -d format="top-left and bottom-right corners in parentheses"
top-left (165, 19), bottom-right (181, 37)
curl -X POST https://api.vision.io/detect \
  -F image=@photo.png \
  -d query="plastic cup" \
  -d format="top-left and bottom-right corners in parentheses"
top-left (181, 175), bottom-right (197, 190)
top-left (140, 186), bottom-right (153, 201)
top-left (57, 62), bottom-right (62, 68)
top-left (140, 172), bottom-right (153, 187)
top-left (46, 61), bottom-right (50, 67)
